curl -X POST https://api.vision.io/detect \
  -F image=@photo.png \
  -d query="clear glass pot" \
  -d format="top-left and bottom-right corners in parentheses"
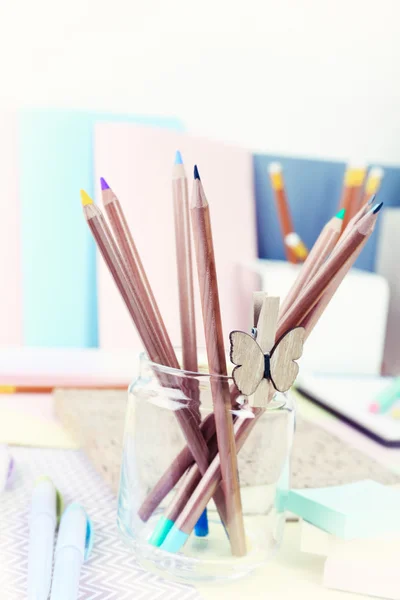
top-left (117, 353), bottom-right (295, 584)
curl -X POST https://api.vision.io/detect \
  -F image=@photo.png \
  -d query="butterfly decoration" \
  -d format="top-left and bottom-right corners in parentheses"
top-left (229, 326), bottom-right (305, 397)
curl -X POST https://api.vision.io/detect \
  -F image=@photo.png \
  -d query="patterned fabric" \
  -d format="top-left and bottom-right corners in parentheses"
top-left (0, 447), bottom-right (199, 600)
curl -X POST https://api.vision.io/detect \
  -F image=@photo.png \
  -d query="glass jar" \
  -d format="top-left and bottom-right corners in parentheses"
top-left (117, 353), bottom-right (295, 584)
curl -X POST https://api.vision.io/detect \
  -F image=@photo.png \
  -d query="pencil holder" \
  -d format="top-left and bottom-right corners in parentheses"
top-left (117, 352), bottom-right (295, 584)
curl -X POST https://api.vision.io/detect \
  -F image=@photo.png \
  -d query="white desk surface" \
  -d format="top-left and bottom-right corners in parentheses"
top-left (1, 389), bottom-right (399, 599)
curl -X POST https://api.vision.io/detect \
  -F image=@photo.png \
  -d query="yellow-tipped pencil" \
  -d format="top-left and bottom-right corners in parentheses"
top-left (339, 164), bottom-right (366, 230)
top-left (362, 167), bottom-right (384, 206)
top-left (284, 232), bottom-right (308, 261)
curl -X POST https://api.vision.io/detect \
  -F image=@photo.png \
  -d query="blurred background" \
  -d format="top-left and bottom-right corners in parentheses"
top-left (1, 0), bottom-right (400, 381)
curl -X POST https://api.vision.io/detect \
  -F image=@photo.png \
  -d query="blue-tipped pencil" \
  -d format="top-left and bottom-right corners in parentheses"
top-left (172, 151), bottom-right (208, 539)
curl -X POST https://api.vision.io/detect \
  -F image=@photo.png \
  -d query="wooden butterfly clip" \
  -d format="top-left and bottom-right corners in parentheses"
top-left (229, 294), bottom-right (305, 407)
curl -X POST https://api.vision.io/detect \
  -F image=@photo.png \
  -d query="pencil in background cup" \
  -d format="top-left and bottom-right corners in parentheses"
top-left (362, 167), bottom-right (384, 207)
top-left (268, 162), bottom-right (297, 264)
top-left (191, 165), bottom-right (246, 556)
top-left (27, 477), bottom-right (63, 600)
top-left (338, 163), bottom-right (366, 229)
top-left (284, 233), bottom-right (308, 262)
top-left (50, 503), bottom-right (93, 600)
top-left (369, 378), bottom-right (400, 414)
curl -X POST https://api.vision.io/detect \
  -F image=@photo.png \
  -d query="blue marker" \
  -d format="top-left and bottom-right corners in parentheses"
top-left (50, 503), bottom-right (93, 600)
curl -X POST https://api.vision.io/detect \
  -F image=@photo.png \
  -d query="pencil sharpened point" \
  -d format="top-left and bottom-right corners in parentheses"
top-left (100, 177), bottom-right (110, 191)
top-left (194, 165), bottom-right (201, 180)
top-left (372, 201), bottom-right (384, 214)
top-left (80, 189), bottom-right (93, 206)
top-left (175, 150), bottom-right (183, 165)
top-left (336, 208), bottom-right (346, 220)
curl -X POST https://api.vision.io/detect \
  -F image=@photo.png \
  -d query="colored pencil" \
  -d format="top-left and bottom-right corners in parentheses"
top-left (160, 294), bottom-right (275, 553)
top-left (339, 194), bottom-right (376, 241)
top-left (88, 187), bottom-right (227, 529)
top-left (172, 151), bottom-right (208, 537)
top-left (190, 166), bottom-right (246, 556)
top-left (284, 233), bottom-right (308, 262)
top-left (361, 167), bottom-right (384, 207)
top-left (146, 202), bottom-right (383, 554)
top-left (268, 163), bottom-right (297, 263)
top-left (172, 152), bottom-right (198, 376)
top-left (276, 205), bottom-right (380, 339)
top-left (82, 192), bottom-right (209, 469)
top-left (338, 164), bottom-right (366, 229)
top-left (280, 208), bottom-right (345, 317)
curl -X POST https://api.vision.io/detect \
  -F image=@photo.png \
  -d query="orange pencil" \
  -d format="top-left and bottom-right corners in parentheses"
top-left (268, 163), bottom-right (297, 263)
top-left (0, 384), bottom-right (127, 394)
top-left (339, 164), bottom-right (366, 229)
top-left (361, 167), bottom-right (384, 207)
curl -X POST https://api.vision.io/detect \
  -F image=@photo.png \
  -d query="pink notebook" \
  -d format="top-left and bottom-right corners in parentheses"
top-left (94, 124), bottom-right (257, 353)
top-left (0, 111), bottom-right (22, 345)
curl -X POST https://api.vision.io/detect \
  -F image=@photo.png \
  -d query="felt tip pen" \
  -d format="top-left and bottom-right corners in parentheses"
top-left (50, 503), bottom-right (93, 600)
top-left (27, 477), bottom-right (63, 600)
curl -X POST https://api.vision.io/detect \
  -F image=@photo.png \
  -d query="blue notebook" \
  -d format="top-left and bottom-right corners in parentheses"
top-left (253, 154), bottom-right (400, 272)
top-left (18, 109), bottom-right (183, 348)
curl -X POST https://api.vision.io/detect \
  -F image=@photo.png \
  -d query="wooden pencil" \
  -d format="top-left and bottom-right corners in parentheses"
top-left (361, 167), bottom-right (384, 207)
top-left (301, 238), bottom-right (369, 339)
top-left (338, 164), bottom-right (366, 229)
top-left (100, 178), bottom-right (175, 366)
top-left (154, 203), bottom-right (383, 550)
top-left (138, 414), bottom-right (217, 522)
top-left (268, 163), bottom-right (297, 263)
top-left (172, 152), bottom-right (198, 376)
top-left (280, 208), bottom-right (345, 317)
top-left (190, 166), bottom-right (246, 556)
top-left (160, 295), bottom-right (276, 552)
top-left (276, 206), bottom-right (380, 339)
top-left (82, 193), bottom-right (210, 478)
top-left (88, 187), bottom-right (227, 528)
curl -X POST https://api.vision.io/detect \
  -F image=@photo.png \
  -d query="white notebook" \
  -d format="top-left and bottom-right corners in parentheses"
top-left (296, 374), bottom-right (400, 447)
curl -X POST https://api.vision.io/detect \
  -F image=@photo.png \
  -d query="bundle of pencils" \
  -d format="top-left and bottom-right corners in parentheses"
top-left (81, 153), bottom-right (382, 558)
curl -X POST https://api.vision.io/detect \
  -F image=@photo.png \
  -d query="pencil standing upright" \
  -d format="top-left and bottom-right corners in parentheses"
top-left (338, 164), bottom-right (366, 229)
top-left (190, 165), bottom-right (246, 556)
top-left (172, 152), bottom-right (198, 377)
top-left (268, 162), bottom-right (297, 263)
top-left (361, 167), bottom-right (384, 207)
top-left (172, 150), bottom-right (207, 538)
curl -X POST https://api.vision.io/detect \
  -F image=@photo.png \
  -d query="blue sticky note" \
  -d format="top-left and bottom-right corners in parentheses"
top-left (19, 109), bottom-right (183, 347)
top-left (253, 155), bottom-right (400, 273)
top-left (286, 480), bottom-right (400, 539)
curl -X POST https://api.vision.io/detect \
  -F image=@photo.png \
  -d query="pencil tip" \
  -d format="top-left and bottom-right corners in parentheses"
top-left (194, 165), bottom-right (201, 180)
top-left (100, 177), bottom-right (110, 191)
top-left (336, 208), bottom-right (346, 220)
top-left (80, 190), bottom-right (93, 206)
top-left (175, 150), bottom-right (183, 165)
top-left (367, 193), bottom-right (376, 206)
top-left (372, 201), bottom-right (384, 214)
